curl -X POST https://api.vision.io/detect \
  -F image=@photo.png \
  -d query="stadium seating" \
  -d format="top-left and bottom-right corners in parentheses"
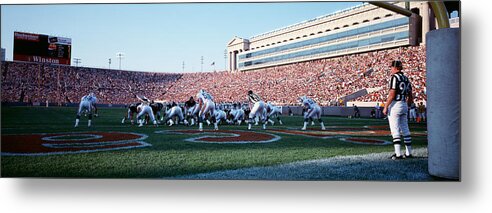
top-left (1, 46), bottom-right (426, 106)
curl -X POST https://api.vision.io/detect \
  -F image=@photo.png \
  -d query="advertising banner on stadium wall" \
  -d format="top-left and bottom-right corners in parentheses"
top-left (13, 31), bottom-right (72, 65)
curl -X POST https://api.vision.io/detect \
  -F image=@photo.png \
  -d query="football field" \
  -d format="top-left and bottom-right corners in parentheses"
top-left (1, 106), bottom-right (432, 180)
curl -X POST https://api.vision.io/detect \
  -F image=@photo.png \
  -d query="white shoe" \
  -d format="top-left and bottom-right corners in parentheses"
top-left (262, 124), bottom-right (266, 130)
top-left (168, 120), bottom-right (174, 126)
top-left (121, 118), bottom-right (125, 124)
top-left (248, 124), bottom-right (252, 130)
top-left (206, 120), bottom-right (211, 125)
top-left (321, 127), bottom-right (326, 130)
top-left (279, 120), bottom-right (283, 125)
top-left (138, 123), bottom-right (143, 127)
top-left (302, 122), bottom-right (308, 131)
top-left (74, 124), bottom-right (78, 128)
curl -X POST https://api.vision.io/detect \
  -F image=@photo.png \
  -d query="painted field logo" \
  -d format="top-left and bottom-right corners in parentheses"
top-left (1, 132), bottom-right (150, 156)
top-left (155, 130), bottom-right (281, 144)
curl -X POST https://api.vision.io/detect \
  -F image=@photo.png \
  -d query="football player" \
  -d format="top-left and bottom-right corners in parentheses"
top-left (265, 101), bottom-right (283, 125)
top-left (228, 103), bottom-right (245, 125)
top-left (247, 90), bottom-right (267, 130)
top-left (135, 95), bottom-right (158, 127)
top-left (74, 92), bottom-right (97, 127)
top-left (164, 102), bottom-right (189, 126)
top-left (150, 101), bottom-right (165, 123)
top-left (212, 107), bottom-right (227, 130)
top-left (197, 89), bottom-right (216, 131)
top-left (121, 102), bottom-right (141, 125)
top-left (299, 96), bottom-right (326, 130)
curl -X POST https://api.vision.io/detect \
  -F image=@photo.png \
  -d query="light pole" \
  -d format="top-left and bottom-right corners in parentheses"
top-left (108, 58), bottom-right (111, 69)
top-left (224, 49), bottom-right (227, 71)
top-left (73, 58), bottom-right (81, 67)
top-left (182, 61), bottom-right (185, 72)
top-left (116, 52), bottom-right (124, 70)
top-left (200, 56), bottom-right (203, 72)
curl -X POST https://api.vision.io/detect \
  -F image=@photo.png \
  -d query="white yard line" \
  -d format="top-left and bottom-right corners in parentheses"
top-left (174, 148), bottom-right (431, 181)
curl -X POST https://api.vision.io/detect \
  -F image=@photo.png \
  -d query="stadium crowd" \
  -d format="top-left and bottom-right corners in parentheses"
top-left (1, 46), bottom-right (426, 106)
top-left (1, 62), bottom-right (181, 105)
top-left (166, 45), bottom-right (426, 105)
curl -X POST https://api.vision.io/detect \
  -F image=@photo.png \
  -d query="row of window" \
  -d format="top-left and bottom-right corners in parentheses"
top-left (238, 31), bottom-right (409, 68)
top-left (238, 17), bottom-right (409, 60)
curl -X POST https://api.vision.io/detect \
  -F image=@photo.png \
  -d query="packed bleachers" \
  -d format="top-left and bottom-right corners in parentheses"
top-left (165, 45), bottom-right (426, 105)
top-left (1, 62), bottom-right (182, 105)
top-left (1, 45), bottom-right (426, 106)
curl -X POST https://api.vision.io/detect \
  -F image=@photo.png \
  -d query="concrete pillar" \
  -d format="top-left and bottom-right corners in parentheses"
top-left (426, 28), bottom-right (460, 180)
top-left (233, 51), bottom-right (238, 71)
top-left (422, 2), bottom-right (430, 45)
top-left (229, 52), bottom-right (233, 72)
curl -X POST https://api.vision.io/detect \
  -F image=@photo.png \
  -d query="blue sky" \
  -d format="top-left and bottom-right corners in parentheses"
top-left (1, 2), bottom-right (363, 73)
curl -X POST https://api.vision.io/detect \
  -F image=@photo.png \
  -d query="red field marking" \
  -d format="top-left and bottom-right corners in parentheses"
top-left (156, 130), bottom-right (281, 144)
top-left (1, 132), bottom-right (150, 156)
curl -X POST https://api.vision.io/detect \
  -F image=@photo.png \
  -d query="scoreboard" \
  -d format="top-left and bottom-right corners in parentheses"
top-left (13, 31), bottom-right (72, 65)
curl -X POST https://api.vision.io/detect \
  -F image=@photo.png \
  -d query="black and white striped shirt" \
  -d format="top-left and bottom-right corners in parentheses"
top-left (389, 72), bottom-right (412, 101)
top-left (248, 93), bottom-right (262, 103)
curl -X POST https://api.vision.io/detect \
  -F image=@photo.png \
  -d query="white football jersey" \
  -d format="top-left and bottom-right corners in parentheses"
top-left (302, 97), bottom-right (317, 109)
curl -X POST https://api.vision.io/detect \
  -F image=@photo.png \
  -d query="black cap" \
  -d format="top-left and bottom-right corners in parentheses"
top-left (248, 90), bottom-right (253, 94)
top-left (390, 60), bottom-right (402, 68)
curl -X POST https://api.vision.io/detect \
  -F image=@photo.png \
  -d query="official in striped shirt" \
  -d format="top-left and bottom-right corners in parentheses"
top-left (383, 60), bottom-right (414, 160)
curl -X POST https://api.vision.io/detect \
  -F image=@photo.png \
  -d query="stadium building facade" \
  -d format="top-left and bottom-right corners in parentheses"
top-left (227, 1), bottom-right (448, 72)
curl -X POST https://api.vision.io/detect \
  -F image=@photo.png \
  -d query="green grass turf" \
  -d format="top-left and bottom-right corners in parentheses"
top-left (1, 106), bottom-right (427, 178)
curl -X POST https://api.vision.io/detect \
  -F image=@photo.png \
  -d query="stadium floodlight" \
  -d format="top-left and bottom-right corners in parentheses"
top-left (200, 56), bottom-right (203, 72)
top-left (116, 52), bottom-right (125, 70)
top-left (73, 58), bottom-right (81, 67)
top-left (224, 49), bottom-right (227, 71)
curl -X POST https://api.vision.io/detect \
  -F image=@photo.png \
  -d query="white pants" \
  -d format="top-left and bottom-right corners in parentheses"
top-left (199, 99), bottom-right (215, 120)
top-left (77, 100), bottom-right (92, 116)
top-left (215, 110), bottom-right (227, 122)
top-left (304, 105), bottom-right (321, 120)
top-left (269, 106), bottom-right (282, 117)
top-left (189, 105), bottom-right (199, 116)
top-left (233, 109), bottom-right (245, 121)
top-left (137, 105), bottom-right (155, 122)
top-left (166, 106), bottom-right (184, 121)
top-left (388, 101), bottom-right (410, 139)
top-left (249, 101), bottom-right (266, 121)
top-left (409, 109), bottom-right (417, 120)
